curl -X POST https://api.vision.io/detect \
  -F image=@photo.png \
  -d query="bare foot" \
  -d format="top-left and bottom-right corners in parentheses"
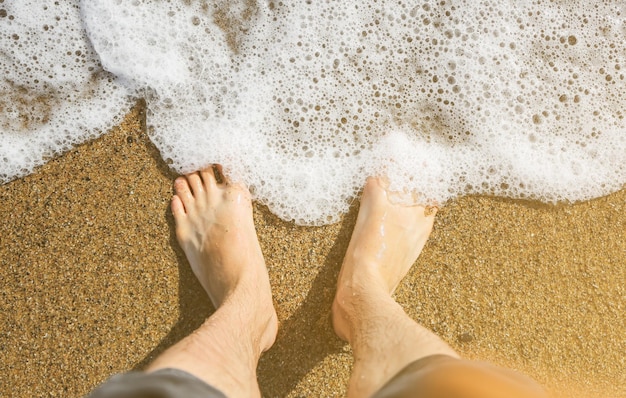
top-left (331, 177), bottom-right (456, 398)
top-left (332, 177), bottom-right (437, 341)
top-left (172, 165), bottom-right (278, 352)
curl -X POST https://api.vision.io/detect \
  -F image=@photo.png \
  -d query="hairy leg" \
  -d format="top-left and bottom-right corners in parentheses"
top-left (147, 165), bottom-right (278, 398)
top-left (332, 177), bottom-right (458, 398)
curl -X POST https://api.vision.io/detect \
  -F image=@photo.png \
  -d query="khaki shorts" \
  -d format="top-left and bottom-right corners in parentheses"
top-left (87, 355), bottom-right (545, 398)
top-left (373, 355), bottom-right (547, 398)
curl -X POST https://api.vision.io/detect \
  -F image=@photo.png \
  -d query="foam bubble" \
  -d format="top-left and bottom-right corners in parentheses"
top-left (0, 0), bottom-right (133, 183)
top-left (2, 0), bottom-right (625, 225)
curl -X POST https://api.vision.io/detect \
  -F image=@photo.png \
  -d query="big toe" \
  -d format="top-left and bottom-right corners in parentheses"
top-left (171, 195), bottom-right (186, 219)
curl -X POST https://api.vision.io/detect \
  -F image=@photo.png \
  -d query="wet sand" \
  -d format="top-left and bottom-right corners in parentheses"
top-left (1, 106), bottom-right (624, 397)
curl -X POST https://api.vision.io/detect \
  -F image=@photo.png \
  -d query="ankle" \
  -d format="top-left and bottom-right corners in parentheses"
top-left (332, 267), bottom-right (396, 342)
top-left (335, 259), bottom-right (392, 308)
top-left (219, 285), bottom-right (278, 354)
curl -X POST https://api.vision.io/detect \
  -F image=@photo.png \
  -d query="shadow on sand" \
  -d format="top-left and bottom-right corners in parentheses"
top-left (130, 100), bottom-right (358, 395)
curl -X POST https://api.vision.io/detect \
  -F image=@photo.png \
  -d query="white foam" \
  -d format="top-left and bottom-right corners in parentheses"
top-left (0, 0), bottom-right (133, 182)
top-left (2, 0), bottom-right (625, 224)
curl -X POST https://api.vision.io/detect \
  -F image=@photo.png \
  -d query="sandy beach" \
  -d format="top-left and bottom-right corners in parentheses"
top-left (0, 106), bottom-right (624, 397)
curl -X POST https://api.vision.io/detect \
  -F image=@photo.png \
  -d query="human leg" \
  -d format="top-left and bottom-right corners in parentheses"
top-left (145, 165), bottom-right (278, 398)
top-left (332, 177), bottom-right (458, 398)
top-left (332, 176), bottom-right (547, 398)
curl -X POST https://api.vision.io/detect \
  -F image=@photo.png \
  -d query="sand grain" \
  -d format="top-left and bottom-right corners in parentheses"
top-left (1, 107), bottom-right (624, 397)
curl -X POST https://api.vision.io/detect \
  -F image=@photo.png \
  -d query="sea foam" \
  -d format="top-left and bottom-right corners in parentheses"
top-left (0, 0), bottom-right (132, 182)
top-left (1, 0), bottom-right (625, 225)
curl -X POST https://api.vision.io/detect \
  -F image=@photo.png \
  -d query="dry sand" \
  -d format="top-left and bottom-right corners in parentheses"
top-left (0, 106), bottom-right (624, 397)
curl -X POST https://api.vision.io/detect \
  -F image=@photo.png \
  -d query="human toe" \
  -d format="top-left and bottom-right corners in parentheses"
top-left (174, 177), bottom-right (194, 208)
top-left (186, 172), bottom-right (205, 197)
top-left (171, 195), bottom-right (186, 219)
top-left (199, 164), bottom-right (227, 188)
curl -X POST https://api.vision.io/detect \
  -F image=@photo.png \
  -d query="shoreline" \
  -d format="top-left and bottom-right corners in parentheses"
top-left (0, 108), bottom-right (624, 397)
